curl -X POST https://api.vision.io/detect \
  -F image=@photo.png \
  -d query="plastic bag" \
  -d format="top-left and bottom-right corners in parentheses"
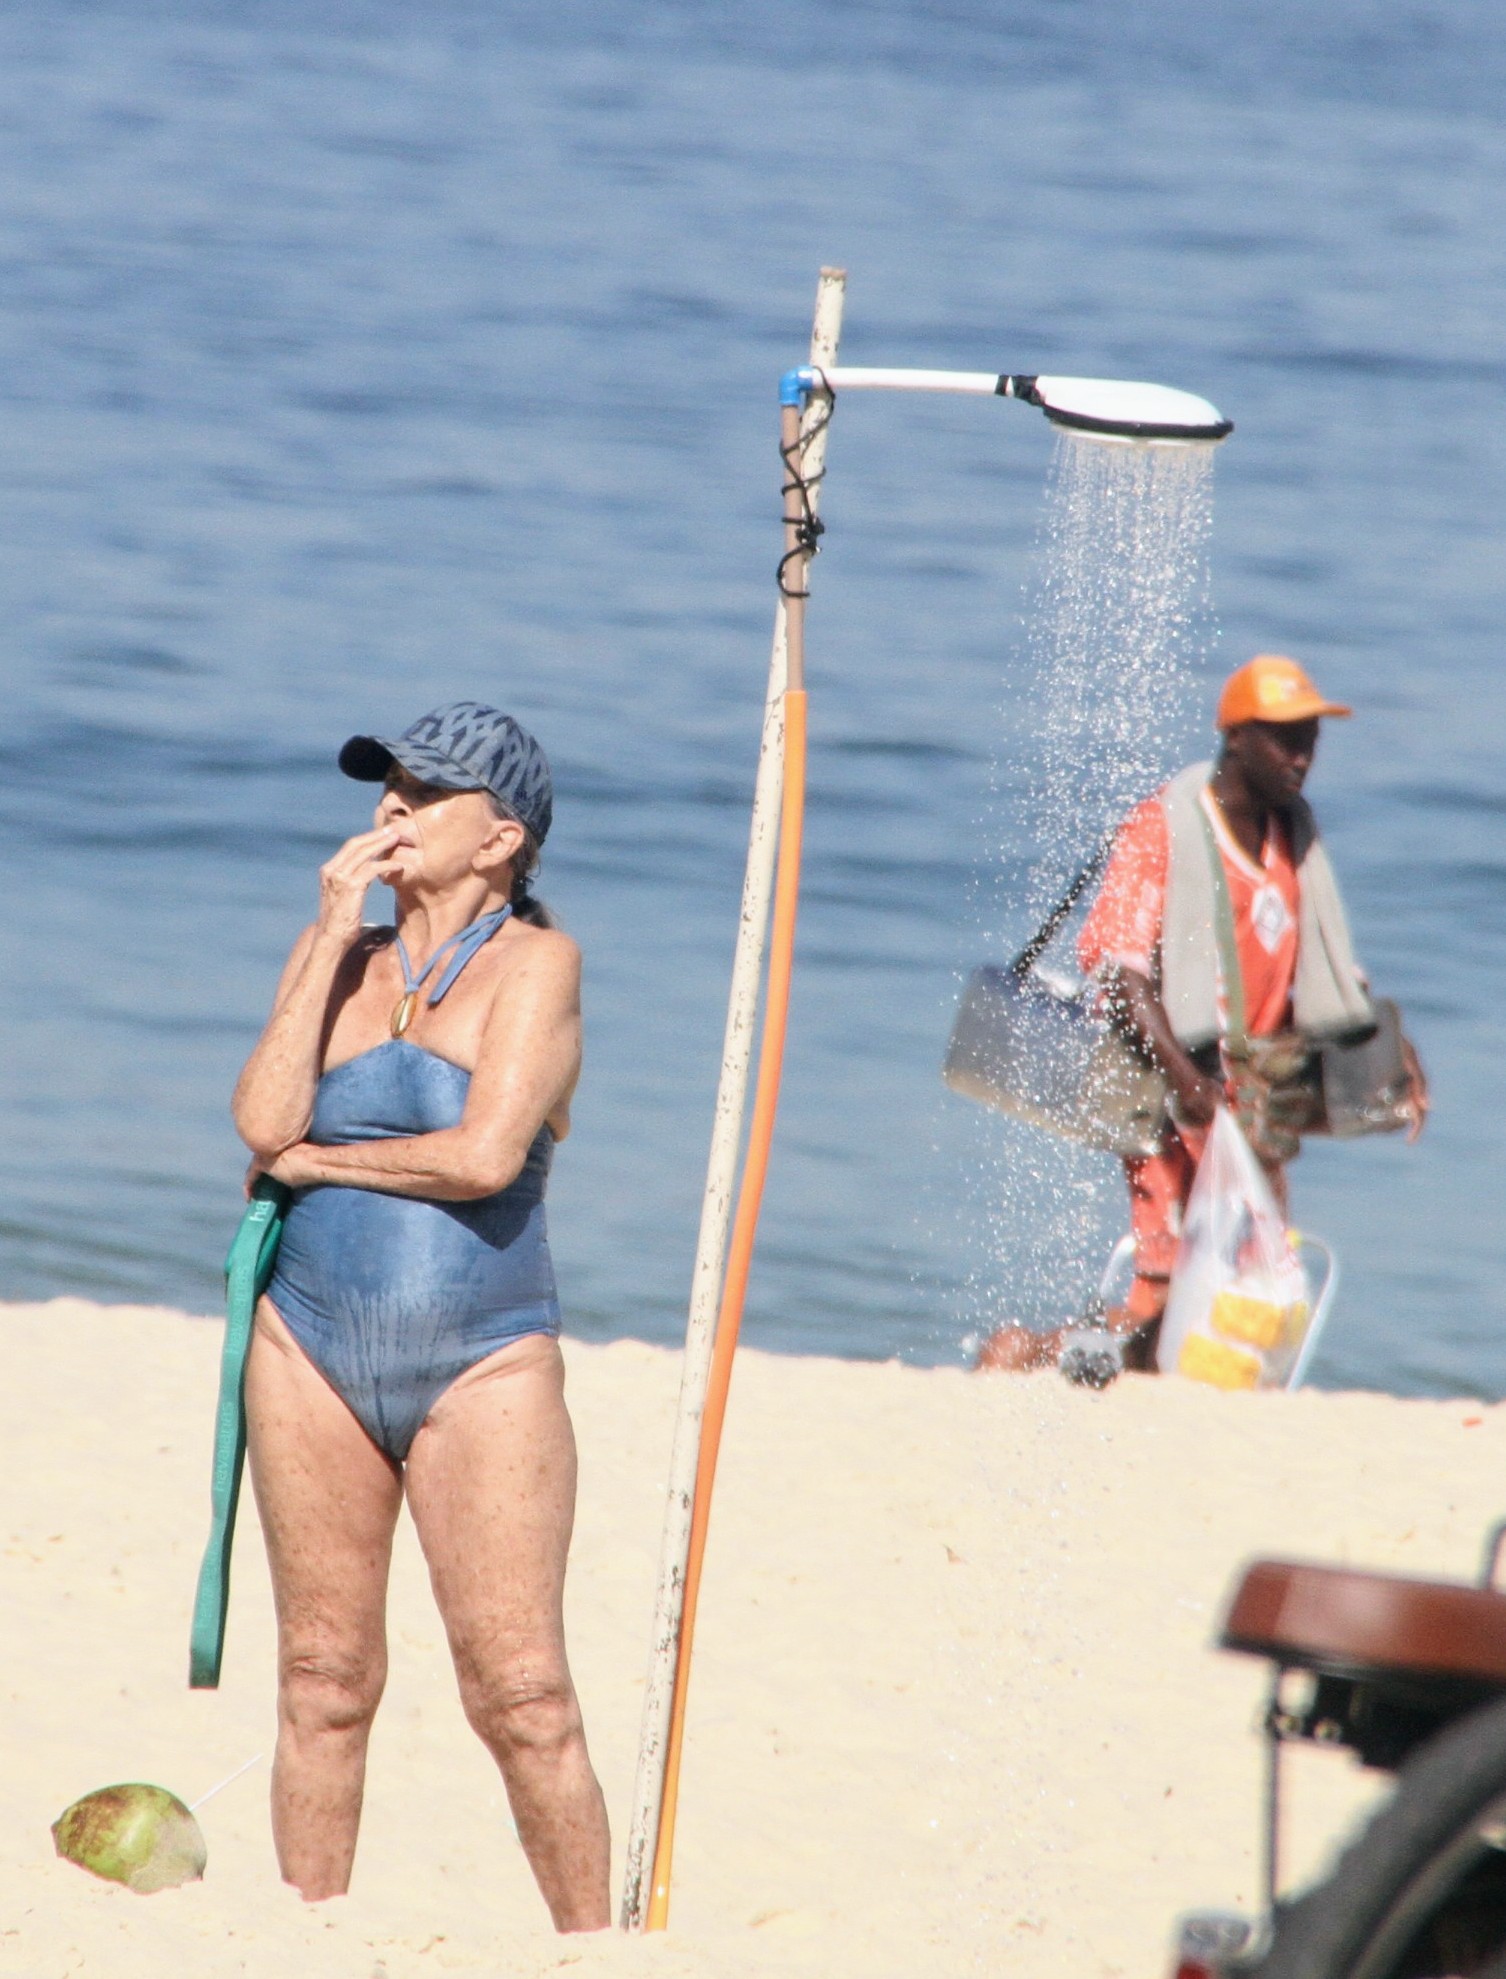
top-left (1156, 1108), bottom-right (1309, 1390)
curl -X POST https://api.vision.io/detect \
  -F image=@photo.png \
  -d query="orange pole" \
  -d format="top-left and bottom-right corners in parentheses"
top-left (643, 686), bottom-right (807, 1929)
top-left (620, 283), bottom-right (843, 1936)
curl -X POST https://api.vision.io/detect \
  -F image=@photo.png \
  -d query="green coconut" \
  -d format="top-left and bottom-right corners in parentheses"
top-left (52, 1783), bottom-right (206, 1894)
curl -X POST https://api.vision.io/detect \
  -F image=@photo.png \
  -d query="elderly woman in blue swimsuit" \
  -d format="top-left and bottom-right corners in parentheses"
top-left (232, 701), bottom-right (609, 1930)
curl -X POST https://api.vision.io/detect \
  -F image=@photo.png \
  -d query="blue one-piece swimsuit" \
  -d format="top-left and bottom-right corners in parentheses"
top-left (266, 1038), bottom-right (561, 1462)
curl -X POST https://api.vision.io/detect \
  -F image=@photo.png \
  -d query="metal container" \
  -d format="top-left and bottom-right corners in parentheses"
top-left (943, 964), bottom-right (1168, 1158)
top-left (1317, 996), bottom-right (1412, 1138)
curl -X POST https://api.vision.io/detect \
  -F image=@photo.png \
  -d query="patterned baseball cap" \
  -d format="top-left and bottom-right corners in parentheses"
top-left (339, 701), bottom-right (553, 843)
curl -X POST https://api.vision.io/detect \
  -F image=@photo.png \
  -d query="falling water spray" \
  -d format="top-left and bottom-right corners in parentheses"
top-left (968, 431), bottom-right (1218, 1337)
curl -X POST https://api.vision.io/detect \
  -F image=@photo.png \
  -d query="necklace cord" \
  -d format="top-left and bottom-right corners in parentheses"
top-left (391, 906), bottom-right (512, 1036)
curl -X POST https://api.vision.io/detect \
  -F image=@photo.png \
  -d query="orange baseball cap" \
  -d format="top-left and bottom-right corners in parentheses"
top-left (1216, 654), bottom-right (1353, 730)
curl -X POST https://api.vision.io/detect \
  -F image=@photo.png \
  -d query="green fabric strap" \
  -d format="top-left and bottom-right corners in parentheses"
top-left (188, 1178), bottom-right (288, 1690)
top-left (1197, 795), bottom-right (1250, 1063)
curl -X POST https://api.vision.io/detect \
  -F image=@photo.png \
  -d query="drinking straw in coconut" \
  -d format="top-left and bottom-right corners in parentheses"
top-left (190, 1752), bottom-right (264, 1812)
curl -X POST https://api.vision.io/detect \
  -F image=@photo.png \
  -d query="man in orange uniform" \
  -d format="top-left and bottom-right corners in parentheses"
top-left (977, 654), bottom-right (1428, 1373)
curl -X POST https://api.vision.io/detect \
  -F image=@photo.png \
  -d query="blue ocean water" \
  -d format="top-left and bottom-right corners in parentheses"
top-left (3, 0), bottom-right (1504, 1396)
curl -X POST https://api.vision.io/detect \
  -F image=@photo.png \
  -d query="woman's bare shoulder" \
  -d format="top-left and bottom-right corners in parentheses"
top-left (506, 921), bottom-right (580, 968)
top-left (490, 922), bottom-right (581, 1014)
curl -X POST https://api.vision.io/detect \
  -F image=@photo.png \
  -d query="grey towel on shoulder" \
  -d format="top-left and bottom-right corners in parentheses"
top-left (1157, 760), bottom-right (1374, 1053)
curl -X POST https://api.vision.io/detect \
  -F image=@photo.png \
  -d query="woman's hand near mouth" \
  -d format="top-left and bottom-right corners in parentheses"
top-left (233, 823), bottom-right (408, 1158)
top-left (317, 825), bottom-right (408, 946)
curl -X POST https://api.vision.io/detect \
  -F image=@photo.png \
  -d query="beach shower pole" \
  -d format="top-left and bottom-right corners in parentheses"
top-left (619, 317), bottom-right (1230, 1932)
top-left (620, 265), bottom-right (845, 1933)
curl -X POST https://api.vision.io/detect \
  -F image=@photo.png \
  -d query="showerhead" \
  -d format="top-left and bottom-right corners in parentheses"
top-left (779, 365), bottom-right (1233, 444)
top-left (999, 374), bottom-right (1232, 444)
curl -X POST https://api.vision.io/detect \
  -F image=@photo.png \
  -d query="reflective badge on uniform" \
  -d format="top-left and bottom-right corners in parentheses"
top-left (1250, 882), bottom-right (1293, 955)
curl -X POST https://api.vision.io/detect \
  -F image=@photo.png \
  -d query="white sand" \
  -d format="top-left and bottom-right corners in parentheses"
top-left (1, 1298), bottom-right (1500, 1978)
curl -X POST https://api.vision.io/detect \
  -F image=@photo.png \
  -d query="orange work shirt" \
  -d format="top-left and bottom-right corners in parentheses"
top-left (1077, 786), bottom-right (1301, 1038)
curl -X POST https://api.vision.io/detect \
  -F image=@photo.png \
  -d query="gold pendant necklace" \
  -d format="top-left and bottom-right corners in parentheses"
top-left (390, 907), bottom-right (512, 1042)
top-left (390, 990), bottom-right (419, 1039)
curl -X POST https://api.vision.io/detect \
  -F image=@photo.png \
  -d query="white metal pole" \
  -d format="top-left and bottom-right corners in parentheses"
top-left (814, 366), bottom-right (1002, 394)
top-left (619, 266), bottom-right (845, 1930)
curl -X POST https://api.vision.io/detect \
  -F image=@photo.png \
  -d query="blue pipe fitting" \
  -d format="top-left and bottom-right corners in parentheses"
top-left (779, 365), bottom-right (818, 406)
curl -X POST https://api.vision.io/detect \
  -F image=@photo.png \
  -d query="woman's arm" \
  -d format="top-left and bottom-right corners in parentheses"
top-left (262, 929), bottom-right (582, 1201)
top-left (233, 823), bottom-right (407, 1161)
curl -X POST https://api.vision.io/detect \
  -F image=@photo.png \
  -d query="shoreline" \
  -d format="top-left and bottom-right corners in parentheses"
top-left (3, 1297), bottom-right (1501, 1977)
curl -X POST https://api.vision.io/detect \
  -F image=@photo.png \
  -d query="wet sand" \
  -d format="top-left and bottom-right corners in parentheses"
top-left (2, 1297), bottom-right (1498, 1978)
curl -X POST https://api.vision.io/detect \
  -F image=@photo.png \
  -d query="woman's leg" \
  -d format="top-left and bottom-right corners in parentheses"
top-left (245, 1298), bottom-right (404, 1899)
top-left (403, 1333), bottom-right (610, 1932)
